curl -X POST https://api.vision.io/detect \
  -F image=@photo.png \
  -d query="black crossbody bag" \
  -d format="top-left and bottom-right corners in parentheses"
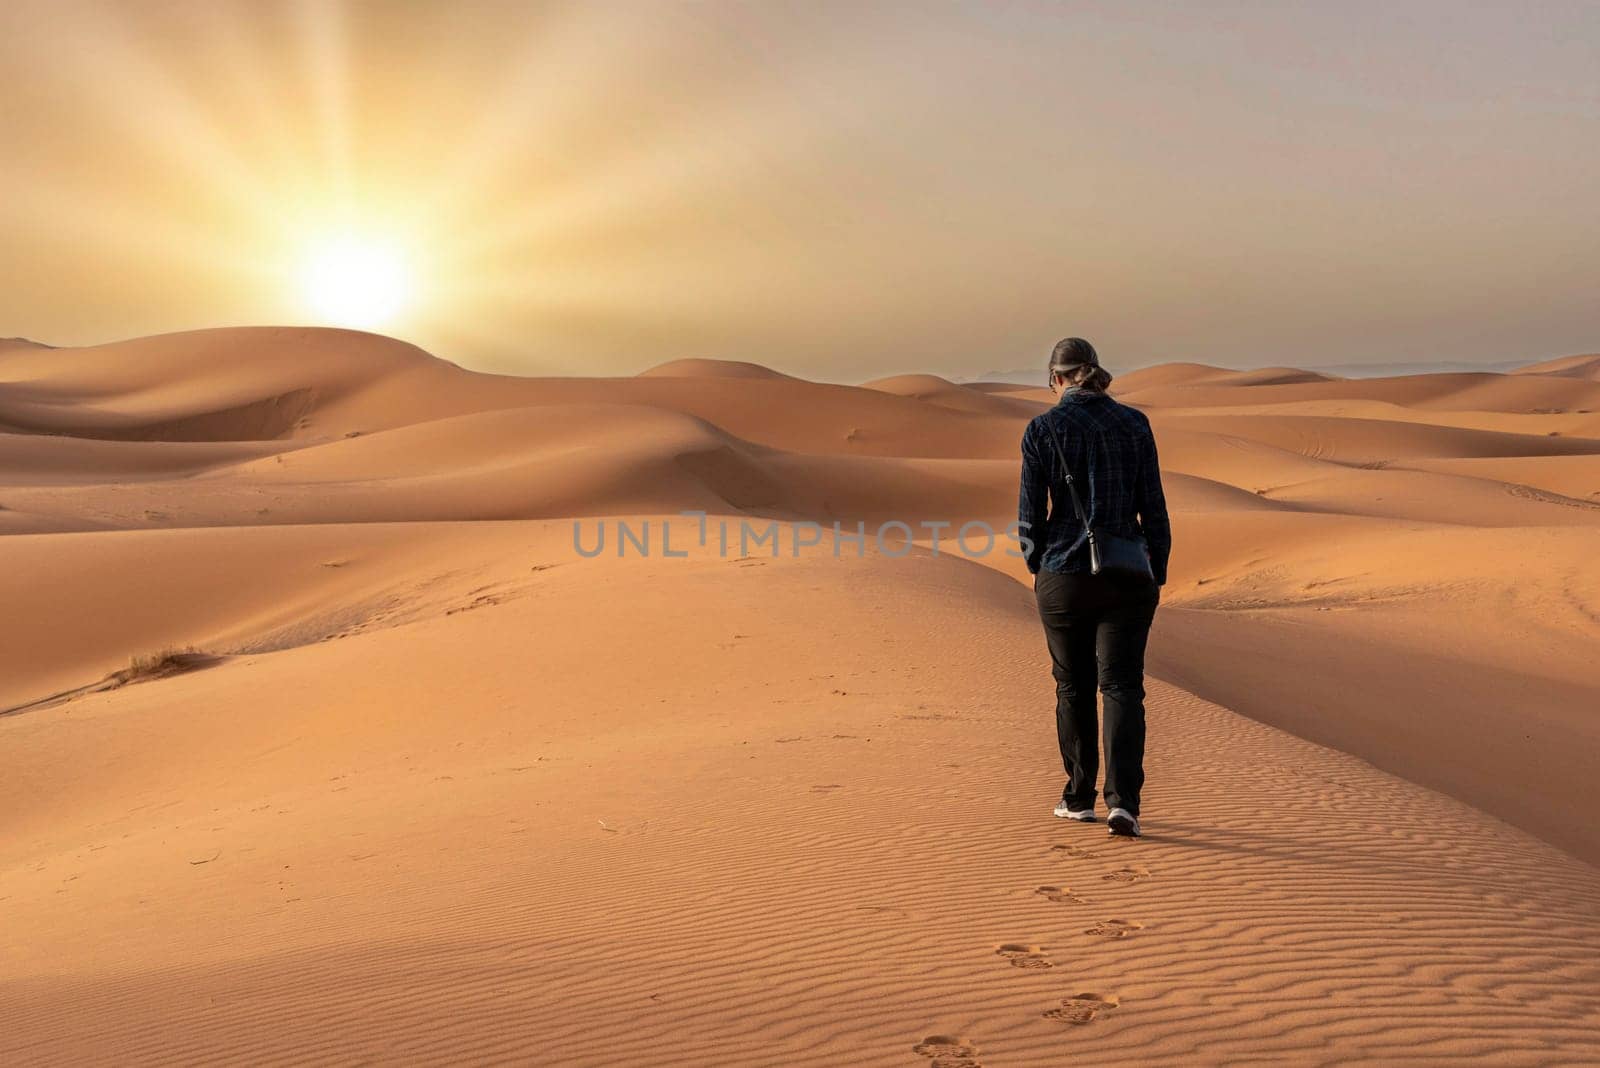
top-left (1046, 429), bottom-right (1154, 581)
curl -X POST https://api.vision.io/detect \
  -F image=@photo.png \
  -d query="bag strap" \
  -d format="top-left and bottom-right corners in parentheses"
top-left (1044, 425), bottom-right (1096, 546)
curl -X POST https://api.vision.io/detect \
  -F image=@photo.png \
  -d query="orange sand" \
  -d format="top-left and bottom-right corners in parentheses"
top-left (3, 328), bottom-right (1598, 1065)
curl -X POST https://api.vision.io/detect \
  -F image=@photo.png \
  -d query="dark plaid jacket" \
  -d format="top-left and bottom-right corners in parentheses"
top-left (1018, 388), bottom-right (1171, 584)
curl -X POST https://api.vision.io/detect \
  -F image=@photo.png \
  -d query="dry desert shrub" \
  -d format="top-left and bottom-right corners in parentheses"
top-left (113, 647), bottom-right (217, 685)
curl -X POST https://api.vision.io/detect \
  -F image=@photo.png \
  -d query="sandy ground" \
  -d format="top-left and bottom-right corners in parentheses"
top-left (3, 328), bottom-right (1599, 1065)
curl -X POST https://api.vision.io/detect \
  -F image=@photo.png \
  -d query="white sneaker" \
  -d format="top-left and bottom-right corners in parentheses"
top-left (1107, 807), bottom-right (1141, 837)
top-left (1053, 800), bottom-right (1096, 821)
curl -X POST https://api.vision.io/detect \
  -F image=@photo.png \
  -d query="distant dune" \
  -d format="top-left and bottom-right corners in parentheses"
top-left (862, 373), bottom-right (1050, 418)
top-left (1514, 352), bottom-right (1600, 380)
top-left (1306, 357), bottom-right (1533, 377)
top-left (1110, 362), bottom-right (1233, 391)
top-left (637, 357), bottom-right (797, 380)
top-left (0, 336), bottom-right (54, 352)
top-left (978, 354), bottom-right (1564, 384)
top-left (3, 328), bottom-right (1599, 1065)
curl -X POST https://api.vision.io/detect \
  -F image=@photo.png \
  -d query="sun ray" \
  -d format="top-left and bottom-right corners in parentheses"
top-left (292, 0), bottom-right (354, 207)
top-left (438, 13), bottom-right (892, 267)
top-left (1, 178), bottom-right (277, 285)
top-left (65, 4), bottom-right (288, 224)
top-left (406, 1), bottom-right (608, 221)
top-left (186, 2), bottom-right (311, 204)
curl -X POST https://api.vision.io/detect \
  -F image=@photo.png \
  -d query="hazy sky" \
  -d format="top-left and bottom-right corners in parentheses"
top-left (1, 1), bottom-right (1596, 379)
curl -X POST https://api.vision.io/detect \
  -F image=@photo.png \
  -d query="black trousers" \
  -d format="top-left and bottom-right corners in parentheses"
top-left (1034, 569), bottom-right (1160, 816)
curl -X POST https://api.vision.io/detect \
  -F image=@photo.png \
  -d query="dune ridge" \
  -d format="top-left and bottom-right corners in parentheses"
top-left (1513, 352), bottom-right (1600, 380)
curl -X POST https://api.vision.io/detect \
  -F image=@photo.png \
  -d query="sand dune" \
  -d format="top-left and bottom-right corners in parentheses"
top-left (3, 329), bottom-right (1599, 1064)
top-left (638, 357), bottom-right (798, 380)
top-left (862, 374), bottom-right (1050, 419)
top-left (1513, 352), bottom-right (1600, 380)
top-left (1120, 363), bottom-right (1600, 416)
top-left (1113, 362), bottom-right (1232, 391)
top-left (1402, 453), bottom-right (1600, 501)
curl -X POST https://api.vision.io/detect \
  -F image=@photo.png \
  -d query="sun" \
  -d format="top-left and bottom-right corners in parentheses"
top-left (297, 234), bottom-right (414, 330)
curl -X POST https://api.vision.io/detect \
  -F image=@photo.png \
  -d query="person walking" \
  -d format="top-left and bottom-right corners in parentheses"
top-left (1019, 338), bottom-right (1171, 838)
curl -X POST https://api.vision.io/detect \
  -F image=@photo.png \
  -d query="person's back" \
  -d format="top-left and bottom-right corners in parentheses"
top-left (1019, 338), bottom-right (1171, 838)
top-left (1020, 390), bottom-right (1169, 576)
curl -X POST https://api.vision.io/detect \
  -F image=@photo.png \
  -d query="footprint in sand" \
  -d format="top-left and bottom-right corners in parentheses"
top-left (1102, 865), bottom-right (1150, 884)
top-left (1043, 992), bottom-right (1120, 1026)
top-left (912, 1034), bottom-right (982, 1067)
top-left (1051, 843), bottom-right (1098, 860)
top-left (1084, 918), bottom-right (1143, 939)
top-left (1035, 885), bottom-right (1086, 906)
top-left (995, 943), bottom-right (1054, 970)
